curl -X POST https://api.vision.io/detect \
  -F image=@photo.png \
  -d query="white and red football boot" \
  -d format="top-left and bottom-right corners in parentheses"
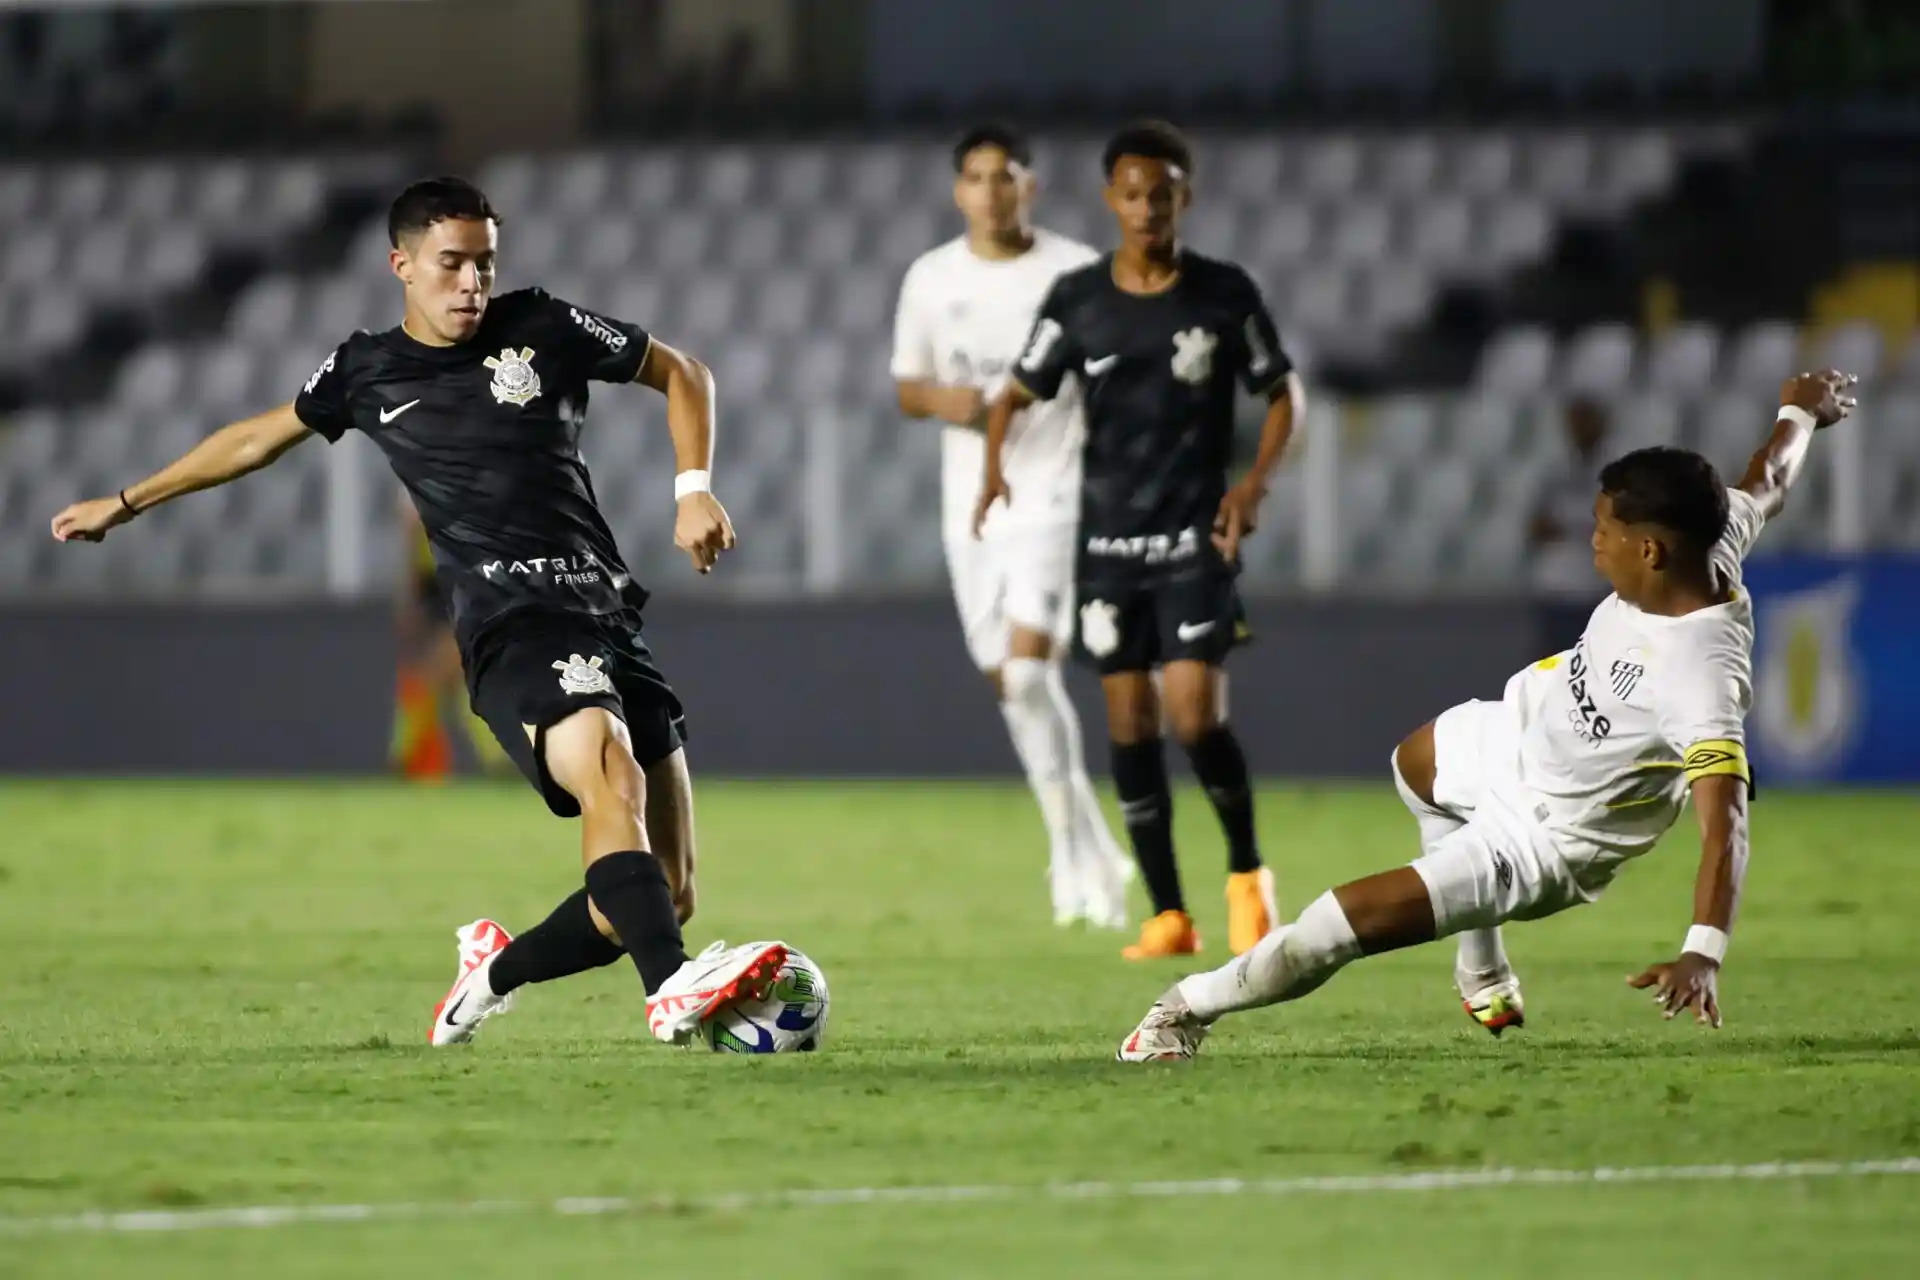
top-left (1116, 988), bottom-right (1210, 1062)
top-left (428, 918), bottom-right (516, 1046)
top-left (645, 940), bottom-right (789, 1045)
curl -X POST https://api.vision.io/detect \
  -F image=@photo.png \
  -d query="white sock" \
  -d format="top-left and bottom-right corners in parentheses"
top-left (1047, 662), bottom-right (1130, 880)
top-left (1178, 890), bottom-right (1361, 1021)
top-left (1001, 658), bottom-right (1080, 912)
top-left (1454, 928), bottom-right (1512, 990)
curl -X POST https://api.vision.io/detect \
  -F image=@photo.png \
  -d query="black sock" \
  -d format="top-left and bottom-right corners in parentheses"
top-left (1186, 726), bottom-right (1261, 874)
top-left (583, 852), bottom-right (689, 994)
top-left (1111, 737), bottom-right (1184, 914)
top-left (489, 889), bottom-right (624, 996)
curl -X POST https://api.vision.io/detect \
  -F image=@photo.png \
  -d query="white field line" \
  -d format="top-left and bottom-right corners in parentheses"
top-left (3, 1158), bottom-right (1916, 1237)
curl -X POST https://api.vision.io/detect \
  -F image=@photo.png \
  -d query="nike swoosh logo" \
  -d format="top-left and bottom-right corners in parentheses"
top-left (1176, 621), bottom-right (1216, 642)
top-left (442, 992), bottom-right (468, 1026)
top-left (1084, 355), bottom-right (1119, 377)
top-left (379, 399), bottom-right (421, 424)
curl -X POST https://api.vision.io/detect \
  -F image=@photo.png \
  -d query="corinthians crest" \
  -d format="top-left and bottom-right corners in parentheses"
top-left (553, 653), bottom-right (612, 696)
top-left (484, 346), bottom-right (541, 406)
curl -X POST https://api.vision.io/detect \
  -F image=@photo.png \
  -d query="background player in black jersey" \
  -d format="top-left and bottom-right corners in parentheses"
top-left (50, 176), bottom-right (789, 1048)
top-left (977, 121), bottom-right (1305, 961)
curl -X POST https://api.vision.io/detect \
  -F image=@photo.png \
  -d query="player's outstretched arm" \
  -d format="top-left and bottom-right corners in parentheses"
top-left (1627, 772), bottom-right (1749, 1028)
top-left (635, 338), bottom-right (734, 574)
top-left (896, 379), bottom-right (986, 429)
top-left (50, 403), bottom-right (313, 544)
top-left (972, 381), bottom-right (1037, 538)
top-left (1215, 372), bottom-right (1305, 562)
top-left (1737, 368), bottom-right (1857, 519)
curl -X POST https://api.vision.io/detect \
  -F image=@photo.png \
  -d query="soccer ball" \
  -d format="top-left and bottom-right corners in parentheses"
top-left (704, 947), bottom-right (830, 1054)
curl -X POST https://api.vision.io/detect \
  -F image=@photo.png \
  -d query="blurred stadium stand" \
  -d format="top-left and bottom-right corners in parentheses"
top-left (1, 0), bottom-right (1915, 605)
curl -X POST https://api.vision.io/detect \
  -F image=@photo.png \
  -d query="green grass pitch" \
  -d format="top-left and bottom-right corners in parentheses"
top-left (2, 779), bottom-right (1917, 1278)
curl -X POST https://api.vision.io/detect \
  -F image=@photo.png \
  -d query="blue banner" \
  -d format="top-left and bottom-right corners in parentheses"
top-left (1744, 555), bottom-right (1920, 785)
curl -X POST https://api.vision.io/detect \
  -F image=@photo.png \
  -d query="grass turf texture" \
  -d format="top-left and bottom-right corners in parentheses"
top-left (1, 780), bottom-right (1917, 1278)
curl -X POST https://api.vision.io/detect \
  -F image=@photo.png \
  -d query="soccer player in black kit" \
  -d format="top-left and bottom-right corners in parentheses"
top-left (977, 122), bottom-right (1305, 961)
top-left (51, 177), bottom-right (791, 1047)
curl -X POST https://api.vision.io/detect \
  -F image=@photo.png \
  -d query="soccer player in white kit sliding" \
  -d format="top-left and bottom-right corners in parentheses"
top-left (892, 123), bottom-right (1133, 929)
top-left (1118, 370), bottom-right (1858, 1060)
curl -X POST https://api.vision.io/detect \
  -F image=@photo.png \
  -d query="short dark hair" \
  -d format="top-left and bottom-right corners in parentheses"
top-left (952, 122), bottom-right (1032, 172)
top-left (1598, 446), bottom-right (1729, 558)
top-left (1102, 120), bottom-right (1192, 180)
top-left (388, 176), bottom-right (500, 249)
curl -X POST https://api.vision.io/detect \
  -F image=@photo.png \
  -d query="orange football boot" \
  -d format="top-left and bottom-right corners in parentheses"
top-left (1122, 910), bottom-right (1202, 960)
top-left (1226, 867), bottom-right (1279, 956)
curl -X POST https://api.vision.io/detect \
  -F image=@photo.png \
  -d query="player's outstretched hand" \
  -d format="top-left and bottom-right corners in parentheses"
top-left (1627, 954), bottom-right (1721, 1028)
top-left (50, 495), bottom-right (135, 544)
top-left (1212, 479), bottom-right (1264, 563)
top-left (675, 491), bottom-right (735, 575)
top-left (972, 471), bottom-right (1009, 540)
top-left (1782, 369), bottom-right (1858, 429)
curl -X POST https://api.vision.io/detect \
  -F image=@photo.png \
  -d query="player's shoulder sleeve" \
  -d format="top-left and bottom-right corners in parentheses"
top-left (1655, 623), bottom-right (1754, 787)
top-left (890, 244), bottom-right (948, 381)
top-left (291, 332), bottom-right (369, 443)
top-left (526, 286), bottom-right (652, 384)
top-left (1011, 262), bottom-right (1097, 402)
top-left (1209, 256), bottom-right (1293, 396)
top-left (1710, 487), bottom-right (1769, 591)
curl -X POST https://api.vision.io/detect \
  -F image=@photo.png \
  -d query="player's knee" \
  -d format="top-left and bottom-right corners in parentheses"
top-left (1165, 701), bottom-right (1219, 747)
top-left (1393, 724), bottom-right (1439, 808)
top-left (1104, 684), bottom-right (1159, 743)
top-left (1000, 656), bottom-right (1051, 707)
top-left (547, 707), bottom-right (644, 818)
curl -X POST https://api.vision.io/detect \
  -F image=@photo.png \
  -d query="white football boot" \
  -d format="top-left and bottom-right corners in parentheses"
top-left (1459, 968), bottom-right (1526, 1038)
top-left (1116, 987), bottom-right (1210, 1062)
top-left (645, 939), bottom-right (790, 1045)
top-left (428, 919), bottom-right (516, 1046)
top-left (1049, 847), bottom-right (1087, 928)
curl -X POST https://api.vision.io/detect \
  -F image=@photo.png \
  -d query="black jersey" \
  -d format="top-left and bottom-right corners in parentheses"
top-left (293, 287), bottom-right (652, 656)
top-left (1012, 251), bottom-right (1290, 579)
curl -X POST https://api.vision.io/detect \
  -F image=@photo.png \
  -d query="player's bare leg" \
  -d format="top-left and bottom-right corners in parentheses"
top-left (1106, 671), bottom-right (1199, 957)
top-left (1393, 722), bottom-right (1523, 1035)
top-left (1162, 661), bottom-right (1276, 955)
top-left (1002, 626), bottom-right (1131, 929)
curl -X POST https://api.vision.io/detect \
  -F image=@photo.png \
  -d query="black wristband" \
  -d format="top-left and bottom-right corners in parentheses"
top-left (118, 489), bottom-right (140, 516)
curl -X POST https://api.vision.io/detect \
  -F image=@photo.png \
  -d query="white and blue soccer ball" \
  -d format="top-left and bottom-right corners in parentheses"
top-left (704, 947), bottom-right (830, 1054)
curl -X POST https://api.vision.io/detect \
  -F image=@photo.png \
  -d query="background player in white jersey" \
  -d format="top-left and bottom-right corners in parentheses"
top-left (1119, 370), bottom-right (1858, 1061)
top-left (892, 123), bottom-right (1132, 929)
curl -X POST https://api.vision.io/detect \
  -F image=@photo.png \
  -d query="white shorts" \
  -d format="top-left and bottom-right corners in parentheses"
top-left (1410, 699), bottom-right (1616, 936)
top-left (944, 522), bottom-right (1076, 670)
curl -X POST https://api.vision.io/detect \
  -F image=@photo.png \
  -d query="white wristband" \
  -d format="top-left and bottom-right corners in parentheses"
top-left (1776, 405), bottom-right (1817, 432)
top-left (674, 470), bottom-right (711, 501)
top-left (1683, 925), bottom-right (1729, 964)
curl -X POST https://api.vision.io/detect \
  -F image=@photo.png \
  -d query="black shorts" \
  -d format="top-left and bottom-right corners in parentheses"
top-left (466, 608), bottom-right (686, 818)
top-left (1073, 569), bottom-right (1251, 676)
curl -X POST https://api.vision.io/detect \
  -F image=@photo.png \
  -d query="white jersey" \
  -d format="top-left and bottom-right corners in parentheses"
top-left (1500, 488), bottom-right (1765, 868)
top-left (890, 229), bottom-right (1100, 543)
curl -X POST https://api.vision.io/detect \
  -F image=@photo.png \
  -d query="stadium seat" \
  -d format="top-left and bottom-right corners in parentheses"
top-left (1808, 321), bottom-right (1885, 382)
top-left (1646, 323), bottom-right (1720, 395)
top-left (1560, 323), bottom-right (1637, 397)
top-left (1724, 321), bottom-right (1801, 391)
top-left (1476, 327), bottom-right (1556, 397)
